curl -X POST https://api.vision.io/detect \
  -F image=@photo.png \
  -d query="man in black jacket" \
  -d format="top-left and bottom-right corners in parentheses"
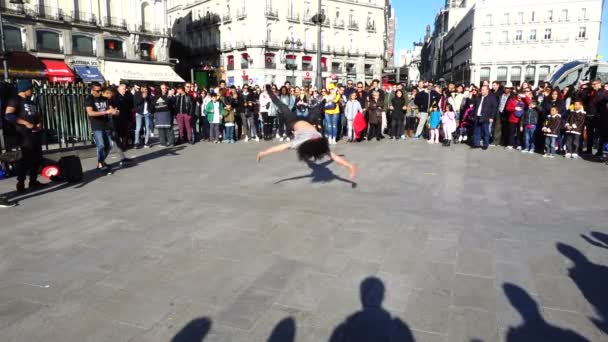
top-left (114, 83), bottom-right (133, 149)
top-left (472, 85), bottom-right (498, 149)
top-left (413, 83), bottom-right (440, 139)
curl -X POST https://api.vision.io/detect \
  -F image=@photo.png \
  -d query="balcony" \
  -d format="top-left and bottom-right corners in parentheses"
top-left (0, 4), bottom-right (26, 16)
top-left (302, 63), bottom-right (313, 71)
top-left (286, 64), bottom-right (297, 71)
top-left (334, 19), bottom-right (345, 29)
top-left (72, 11), bottom-right (97, 25)
top-left (347, 48), bottom-right (360, 56)
top-left (241, 63), bottom-right (249, 70)
top-left (303, 16), bottom-right (315, 25)
top-left (321, 45), bottom-right (331, 53)
top-left (222, 43), bottom-right (233, 51)
top-left (348, 21), bottom-right (359, 30)
top-left (236, 8), bottom-right (246, 20)
top-left (366, 23), bottom-right (376, 33)
top-left (223, 14), bottom-right (231, 23)
top-left (287, 12), bottom-right (300, 23)
top-left (265, 62), bottom-right (276, 69)
top-left (265, 7), bottom-right (278, 19)
top-left (321, 17), bottom-right (330, 27)
top-left (138, 25), bottom-right (165, 36)
top-left (264, 40), bottom-right (282, 49)
top-left (104, 17), bottom-right (127, 30)
top-left (72, 48), bottom-right (96, 57)
top-left (187, 13), bottom-right (221, 31)
top-left (334, 47), bottom-right (347, 55)
top-left (303, 43), bottom-right (316, 52)
top-left (322, 66), bottom-right (328, 72)
top-left (36, 46), bottom-right (63, 54)
top-left (235, 41), bottom-right (247, 49)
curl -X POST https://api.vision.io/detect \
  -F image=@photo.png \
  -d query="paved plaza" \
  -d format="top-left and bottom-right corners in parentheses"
top-left (0, 140), bottom-right (607, 342)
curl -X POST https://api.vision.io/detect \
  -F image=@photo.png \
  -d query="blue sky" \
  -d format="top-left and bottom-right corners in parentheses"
top-left (394, 1), bottom-right (608, 63)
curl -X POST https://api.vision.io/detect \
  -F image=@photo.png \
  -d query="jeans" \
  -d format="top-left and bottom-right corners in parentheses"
top-left (415, 112), bottom-right (429, 137)
top-left (224, 125), bottom-right (235, 142)
top-left (523, 127), bottom-right (536, 151)
top-left (545, 136), bottom-right (557, 154)
top-left (158, 127), bottom-right (175, 146)
top-left (93, 129), bottom-right (124, 164)
top-left (176, 113), bottom-right (193, 143)
top-left (339, 112), bottom-right (347, 139)
top-left (324, 114), bottom-right (339, 139)
top-left (566, 133), bottom-right (580, 154)
top-left (391, 118), bottom-right (404, 138)
top-left (135, 113), bottom-right (151, 145)
top-left (473, 120), bottom-right (490, 147)
top-left (246, 116), bottom-right (257, 138)
top-left (210, 123), bottom-right (220, 141)
top-left (199, 116), bottom-right (210, 140)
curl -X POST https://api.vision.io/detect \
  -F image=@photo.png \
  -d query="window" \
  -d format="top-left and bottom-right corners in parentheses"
top-left (511, 66), bottom-right (522, 86)
top-left (560, 9), bottom-right (568, 22)
top-left (578, 26), bottom-right (587, 39)
top-left (503, 13), bottom-right (510, 25)
top-left (104, 39), bottom-right (124, 58)
top-left (72, 35), bottom-right (94, 56)
top-left (483, 32), bottom-right (492, 44)
top-left (140, 43), bottom-right (155, 61)
top-left (2, 26), bottom-right (23, 51)
top-left (525, 66), bottom-right (536, 81)
top-left (529, 29), bottom-right (537, 41)
top-left (546, 10), bottom-right (553, 22)
top-left (501, 31), bottom-right (509, 43)
top-left (480, 67), bottom-right (491, 82)
top-left (580, 8), bottom-right (587, 21)
top-left (530, 11), bottom-right (536, 23)
top-left (241, 53), bottom-right (249, 69)
top-left (539, 66), bottom-right (551, 80)
top-left (516, 12), bottom-right (524, 24)
top-left (497, 67), bottom-right (508, 82)
top-left (515, 30), bottom-right (523, 42)
top-left (484, 14), bottom-right (492, 26)
top-left (36, 30), bottom-right (62, 53)
top-left (544, 28), bottom-right (552, 40)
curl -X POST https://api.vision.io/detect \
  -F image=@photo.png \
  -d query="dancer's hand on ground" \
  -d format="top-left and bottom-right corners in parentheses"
top-left (256, 152), bottom-right (265, 162)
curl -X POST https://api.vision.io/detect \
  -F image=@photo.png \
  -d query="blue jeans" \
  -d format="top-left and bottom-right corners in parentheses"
top-left (93, 129), bottom-right (119, 163)
top-left (324, 114), bottom-right (339, 139)
top-left (224, 125), bottom-right (235, 142)
top-left (545, 136), bottom-right (557, 154)
top-left (135, 113), bottom-right (152, 145)
top-left (524, 127), bottom-right (536, 151)
top-left (473, 120), bottom-right (490, 147)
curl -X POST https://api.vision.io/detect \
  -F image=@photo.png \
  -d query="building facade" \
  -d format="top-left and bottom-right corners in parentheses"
top-left (168, 0), bottom-right (389, 87)
top-left (385, 6), bottom-right (395, 67)
top-left (0, 0), bottom-right (181, 84)
top-left (427, 0), bottom-right (603, 86)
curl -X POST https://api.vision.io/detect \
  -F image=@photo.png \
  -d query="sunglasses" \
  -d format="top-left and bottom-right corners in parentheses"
top-left (92, 89), bottom-right (101, 93)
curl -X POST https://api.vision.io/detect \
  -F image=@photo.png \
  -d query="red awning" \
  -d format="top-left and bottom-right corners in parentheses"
top-left (265, 52), bottom-right (275, 56)
top-left (286, 55), bottom-right (296, 60)
top-left (41, 59), bottom-right (75, 83)
top-left (302, 56), bottom-right (313, 62)
top-left (241, 53), bottom-right (249, 58)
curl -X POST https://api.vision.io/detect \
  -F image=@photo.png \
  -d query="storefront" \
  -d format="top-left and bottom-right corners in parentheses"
top-left (102, 61), bottom-right (185, 85)
top-left (0, 51), bottom-right (46, 80)
top-left (67, 57), bottom-right (105, 83)
top-left (41, 59), bottom-right (75, 83)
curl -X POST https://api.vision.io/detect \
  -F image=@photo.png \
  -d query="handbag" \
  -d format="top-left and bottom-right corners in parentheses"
top-left (324, 101), bottom-right (337, 111)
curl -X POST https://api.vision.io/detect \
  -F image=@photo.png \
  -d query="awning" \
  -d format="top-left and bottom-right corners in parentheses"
top-left (73, 65), bottom-right (105, 83)
top-left (103, 61), bottom-right (185, 84)
top-left (0, 52), bottom-right (46, 79)
top-left (302, 56), bottom-right (313, 62)
top-left (41, 59), bottom-right (75, 83)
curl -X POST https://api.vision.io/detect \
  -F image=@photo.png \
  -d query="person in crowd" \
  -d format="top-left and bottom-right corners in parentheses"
top-left (542, 89), bottom-right (567, 152)
top-left (114, 83), bottom-right (134, 149)
top-left (564, 99), bottom-right (586, 159)
top-left (256, 85), bottom-right (356, 180)
top-left (520, 98), bottom-right (540, 154)
top-left (542, 106), bottom-right (562, 158)
top-left (324, 83), bottom-right (341, 145)
top-left (295, 91), bottom-right (309, 118)
top-left (85, 82), bottom-right (130, 175)
top-left (151, 83), bottom-right (174, 147)
top-left (442, 104), bottom-right (456, 146)
top-left (413, 82), bottom-right (440, 139)
top-left (241, 85), bottom-right (258, 142)
top-left (174, 86), bottom-right (195, 145)
top-left (505, 91), bottom-right (526, 150)
top-left (133, 84), bottom-right (153, 148)
top-left (259, 87), bottom-right (273, 140)
top-left (204, 93), bottom-right (223, 143)
top-left (389, 89), bottom-right (407, 140)
top-left (366, 90), bottom-right (384, 142)
top-left (405, 88), bottom-right (419, 138)
top-left (496, 83), bottom-right (513, 147)
top-left (345, 91), bottom-right (363, 142)
top-left (457, 103), bottom-right (474, 143)
top-left (338, 85), bottom-right (348, 140)
top-left (428, 103), bottom-right (441, 144)
top-left (278, 86), bottom-right (294, 141)
top-left (197, 90), bottom-right (211, 141)
top-left (222, 102), bottom-right (236, 143)
top-left (472, 85), bottom-right (497, 150)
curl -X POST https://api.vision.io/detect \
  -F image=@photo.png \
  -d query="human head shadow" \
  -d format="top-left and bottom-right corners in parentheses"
top-left (557, 242), bottom-right (608, 334)
top-left (274, 159), bottom-right (357, 188)
top-left (328, 277), bottom-right (414, 342)
top-left (2, 146), bottom-right (185, 204)
top-left (580, 232), bottom-right (608, 249)
top-left (171, 317), bottom-right (212, 342)
top-left (267, 317), bottom-right (296, 342)
top-left (503, 283), bottom-right (590, 342)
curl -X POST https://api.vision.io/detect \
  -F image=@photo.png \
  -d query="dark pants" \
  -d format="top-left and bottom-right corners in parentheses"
top-left (473, 120), bottom-right (490, 147)
top-left (158, 127), bottom-right (175, 146)
top-left (391, 117), bottom-right (404, 138)
top-left (176, 113), bottom-right (192, 143)
top-left (115, 116), bottom-right (131, 148)
top-left (508, 122), bottom-right (520, 148)
top-left (368, 123), bottom-right (382, 141)
top-left (261, 112), bottom-right (272, 139)
top-left (405, 117), bottom-right (417, 131)
top-left (566, 133), bottom-right (580, 154)
top-left (584, 116), bottom-right (597, 153)
top-left (199, 116), bottom-right (210, 140)
top-left (16, 132), bottom-right (42, 182)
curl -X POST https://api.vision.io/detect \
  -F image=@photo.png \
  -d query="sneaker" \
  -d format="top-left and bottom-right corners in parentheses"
top-left (150, 133), bottom-right (155, 138)
top-left (16, 181), bottom-right (25, 192)
top-left (506, 146), bottom-right (513, 150)
top-left (565, 153), bottom-right (572, 159)
top-left (255, 137), bottom-right (260, 142)
top-left (521, 149), bottom-right (527, 153)
top-left (275, 134), bottom-right (281, 140)
top-left (543, 154), bottom-right (549, 158)
top-left (214, 140), bottom-right (219, 144)
top-left (516, 146), bottom-right (522, 151)
top-left (120, 158), bottom-right (134, 167)
top-left (572, 153), bottom-right (579, 159)
top-left (279, 137), bottom-right (284, 142)
top-left (401, 135), bottom-right (406, 139)
top-left (286, 137), bottom-right (291, 142)
top-left (98, 165), bottom-right (113, 175)
top-left (245, 136), bottom-right (249, 142)
top-left (0, 198), bottom-right (15, 208)
top-left (144, 144), bottom-right (151, 149)
top-left (548, 154), bottom-right (555, 159)
top-left (463, 136), bottom-right (468, 142)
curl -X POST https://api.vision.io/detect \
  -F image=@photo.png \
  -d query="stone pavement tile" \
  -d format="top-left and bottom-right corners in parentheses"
top-left (377, 271), bottom-right (414, 313)
top-left (422, 238), bottom-right (458, 264)
top-left (452, 274), bottom-right (498, 312)
top-left (249, 258), bottom-right (304, 292)
top-left (535, 274), bottom-right (595, 315)
top-left (458, 229), bottom-right (497, 251)
top-left (0, 299), bottom-right (46, 330)
top-left (302, 247), bottom-right (351, 275)
top-left (402, 288), bottom-right (452, 334)
top-left (336, 259), bottom-right (381, 290)
top-left (492, 238), bottom-right (527, 264)
top-left (410, 329), bottom-right (448, 342)
top-left (544, 307), bottom-right (607, 342)
top-left (275, 269), bottom-right (338, 311)
top-left (525, 245), bottom-right (570, 278)
top-left (494, 261), bottom-right (538, 295)
top-left (379, 245), bottom-right (423, 275)
top-left (215, 286), bottom-right (279, 331)
top-left (412, 262), bottom-right (455, 292)
top-left (447, 306), bottom-right (500, 342)
top-left (309, 286), bottom-right (360, 329)
top-left (455, 248), bottom-right (494, 277)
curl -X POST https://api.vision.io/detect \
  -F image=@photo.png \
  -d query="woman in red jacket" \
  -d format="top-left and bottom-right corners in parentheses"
top-left (505, 91), bottom-right (531, 150)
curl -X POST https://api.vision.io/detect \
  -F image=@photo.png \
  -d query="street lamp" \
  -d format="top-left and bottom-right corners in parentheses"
top-left (310, 0), bottom-right (325, 89)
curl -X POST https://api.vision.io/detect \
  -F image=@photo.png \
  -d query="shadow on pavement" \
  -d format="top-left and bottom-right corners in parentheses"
top-left (2, 146), bottom-right (185, 204)
top-left (171, 317), bottom-right (212, 342)
top-left (503, 283), bottom-right (590, 342)
top-left (274, 159), bottom-right (357, 188)
top-left (267, 317), bottom-right (296, 342)
top-left (580, 232), bottom-right (608, 249)
top-left (557, 241), bottom-right (608, 334)
top-left (328, 277), bottom-right (414, 342)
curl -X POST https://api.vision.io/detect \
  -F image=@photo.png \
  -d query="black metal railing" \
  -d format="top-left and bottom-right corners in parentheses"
top-left (265, 7), bottom-right (278, 19)
top-left (236, 8), bottom-right (246, 19)
top-left (222, 43), bottom-right (233, 51)
top-left (72, 48), bottom-right (96, 57)
top-left (104, 16), bottom-right (127, 30)
top-left (334, 19), bottom-right (345, 28)
top-left (287, 12), bottom-right (300, 22)
top-left (72, 11), bottom-right (97, 25)
top-left (366, 23), bottom-right (376, 32)
top-left (105, 49), bottom-right (126, 59)
top-left (364, 68), bottom-right (374, 75)
top-left (240, 63), bottom-right (249, 70)
top-left (334, 47), bottom-right (346, 55)
top-left (0, 4), bottom-right (26, 16)
top-left (264, 40), bottom-right (282, 49)
top-left (36, 46), bottom-right (63, 54)
top-left (286, 64), bottom-right (297, 71)
top-left (303, 43), bottom-right (316, 51)
top-left (223, 13), bottom-right (232, 23)
top-left (348, 21), bottom-right (359, 30)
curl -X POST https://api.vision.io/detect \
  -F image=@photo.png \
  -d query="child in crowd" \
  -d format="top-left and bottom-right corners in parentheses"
top-left (441, 104), bottom-right (456, 147)
top-left (520, 98), bottom-right (540, 153)
top-left (222, 103), bottom-right (236, 143)
top-left (205, 93), bottom-right (223, 144)
top-left (457, 104), bottom-right (474, 143)
top-left (428, 103), bottom-right (441, 144)
top-left (542, 106), bottom-right (561, 158)
top-left (344, 91), bottom-right (363, 142)
top-left (564, 99), bottom-right (586, 159)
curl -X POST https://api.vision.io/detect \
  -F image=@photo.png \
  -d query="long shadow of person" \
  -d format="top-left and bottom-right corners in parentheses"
top-left (580, 232), bottom-right (608, 250)
top-left (171, 317), bottom-right (212, 342)
top-left (275, 159), bottom-right (357, 188)
top-left (503, 283), bottom-right (590, 342)
top-left (328, 277), bottom-right (414, 342)
top-left (557, 242), bottom-right (608, 334)
top-left (267, 317), bottom-right (296, 342)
